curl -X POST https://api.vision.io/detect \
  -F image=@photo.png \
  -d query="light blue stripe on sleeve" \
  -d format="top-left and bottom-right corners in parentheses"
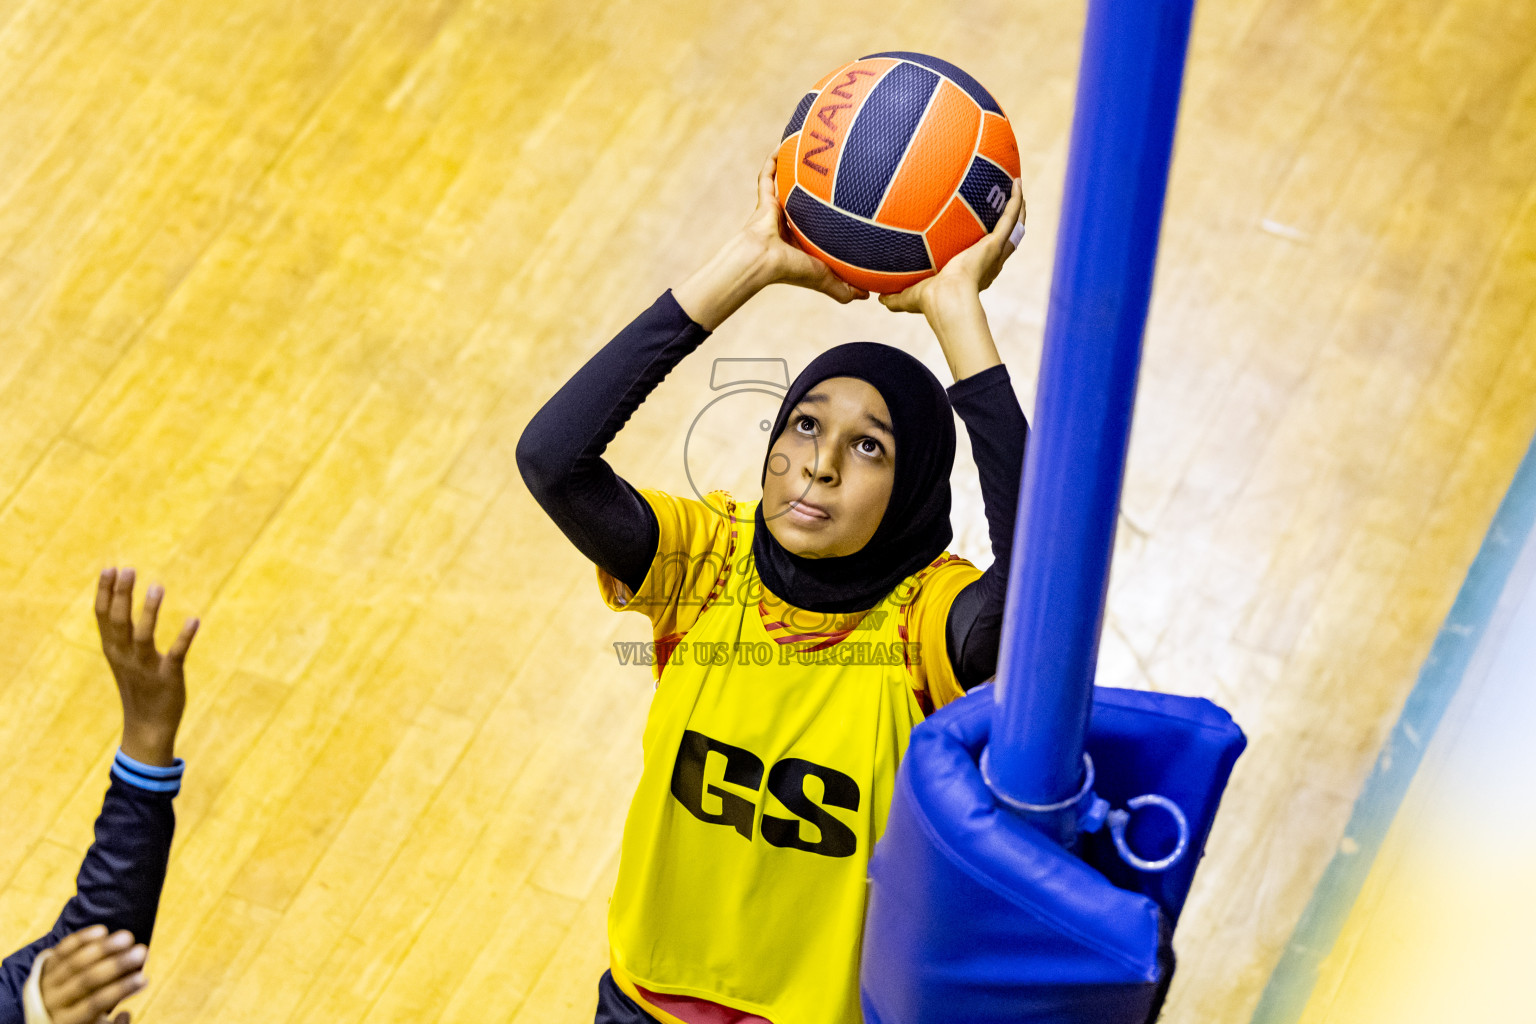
top-left (113, 749), bottom-right (185, 794)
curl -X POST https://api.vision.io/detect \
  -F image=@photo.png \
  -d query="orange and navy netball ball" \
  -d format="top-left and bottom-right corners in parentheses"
top-left (776, 52), bottom-right (1021, 294)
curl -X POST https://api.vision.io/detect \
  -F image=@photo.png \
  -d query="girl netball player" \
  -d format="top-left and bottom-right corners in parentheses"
top-left (518, 154), bottom-right (1027, 1024)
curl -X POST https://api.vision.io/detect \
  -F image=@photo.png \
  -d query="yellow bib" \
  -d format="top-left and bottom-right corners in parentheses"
top-left (599, 491), bottom-right (979, 1024)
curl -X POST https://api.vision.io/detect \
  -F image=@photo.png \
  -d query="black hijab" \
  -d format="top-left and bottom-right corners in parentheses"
top-left (752, 342), bottom-right (956, 612)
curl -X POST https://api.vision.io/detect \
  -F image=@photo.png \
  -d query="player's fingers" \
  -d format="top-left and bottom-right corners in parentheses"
top-left (754, 155), bottom-right (783, 222)
top-left (1004, 177), bottom-right (1023, 218)
top-left (166, 617), bottom-right (199, 665)
top-left (95, 570), bottom-right (116, 623)
top-left (76, 966), bottom-right (146, 1021)
top-left (1002, 183), bottom-right (1024, 240)
top-left (51, 932), bottom-right (134, 1004)
top-left (819, 270), bottom-right (867, 304)
top-left (965, 216), bottom-right (1013, 279)
top-left (106, 569), bottom-right (136, 644)
top-left (989, 236), bottom-right (1018, 283)
top-left (52, 926), bottom-right (109, 963)
top-left (985, 187), bottom-right (1022, 252)
top-left (791, 253), bottom-right (858, 302)
top-left (54, 929), bottom-right (126, 983)
top-left (134, 585), bottom-right (163, 653)
top-left (757, 153), bottom-right (778, 203)
top-left (981, 188), bottom-right (1025, 287)
top-left (981, 180), bottom-right (1022, 250)
top-left (839, 279), bottom-right (870, 303)
top-left (66, 944), bottom-right (145, 1007)
top-left (1001, 198), bottom-right (1024, 260)
top-left (42, 928), bottom-right (105, 996)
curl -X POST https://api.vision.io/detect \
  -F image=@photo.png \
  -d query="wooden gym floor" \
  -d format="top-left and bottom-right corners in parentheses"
top-left (1, 0), bottom-right (1533, 1020)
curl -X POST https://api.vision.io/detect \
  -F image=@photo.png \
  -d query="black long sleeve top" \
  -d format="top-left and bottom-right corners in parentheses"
top-left (1, 752), bottom-right (181, 1024)
top-left (516, 290), bottom-right (1028, 689)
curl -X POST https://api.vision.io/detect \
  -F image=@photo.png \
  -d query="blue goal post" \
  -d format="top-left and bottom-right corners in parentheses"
top-left (986, 0), bottom-right (1199, 815)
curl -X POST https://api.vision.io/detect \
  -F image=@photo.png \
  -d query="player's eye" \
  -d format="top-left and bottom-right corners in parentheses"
top-left (855, 437), bottom-right (885, 458)
top-left (795, 415), bottom-right (818, 435)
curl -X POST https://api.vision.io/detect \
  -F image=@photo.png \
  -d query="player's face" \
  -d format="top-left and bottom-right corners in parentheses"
top-left (762, 376), bottom-right (894, 558)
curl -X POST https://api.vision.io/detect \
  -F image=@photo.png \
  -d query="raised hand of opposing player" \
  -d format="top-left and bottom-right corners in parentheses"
top-left (94, 568), bottom-right (198, 769)
top-left (39, 925), bottom-right (144, 1024)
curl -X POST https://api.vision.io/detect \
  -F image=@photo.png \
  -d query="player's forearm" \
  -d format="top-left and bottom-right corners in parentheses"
top-left (923, 284), bottom-right (1002, 382)
top-left (0, 756), bottom-right (181, 1019)
top-left (516, 293), bottom-right (704, 590)
top-left (119, 724), bottom-right (176, 768)
top-left (943, 365), bottom-right (1027, 686)
top-left (671, 232), bottom-right (776, 331)
top-left (56, 760), bottom-right (180, 945)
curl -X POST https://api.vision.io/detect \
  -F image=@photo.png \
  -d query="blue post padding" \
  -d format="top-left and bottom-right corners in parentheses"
top-left (862, 685), bottom-right (1245, 1022)
top-left (989, 0), bottom-right (1199, 809)
top-left (1076, 688), bottom-right (1247, 923)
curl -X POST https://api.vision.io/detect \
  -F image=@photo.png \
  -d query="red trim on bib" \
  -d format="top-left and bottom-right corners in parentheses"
top-left (635, 984), bottom-right (775, 1024)
top-left (697, 498), bottom-right (740, 615)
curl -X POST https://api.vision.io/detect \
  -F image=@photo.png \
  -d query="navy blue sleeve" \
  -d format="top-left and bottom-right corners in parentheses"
top-left (944, 364), bottom-right (1029, 689)
top-left (0, 754), bottom-right (181, 1019)
top-left (516, 290), bottom-right (713, 595)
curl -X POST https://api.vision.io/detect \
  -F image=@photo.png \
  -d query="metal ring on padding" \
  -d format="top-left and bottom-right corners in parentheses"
top-left (980, 749), bottom-right (1096, 814)
top-left (1107, 794), bottom-right (1190, 872)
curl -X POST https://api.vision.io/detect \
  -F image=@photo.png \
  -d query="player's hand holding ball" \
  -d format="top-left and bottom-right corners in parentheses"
top-left (877, 178), bottom-right (1023, 382)
top-left (675, 52), bottom-right (1020, 343)
top-left (742, 153), bottom-right (871, 305)
top-left (879, 178), bottom-right (1024, 317)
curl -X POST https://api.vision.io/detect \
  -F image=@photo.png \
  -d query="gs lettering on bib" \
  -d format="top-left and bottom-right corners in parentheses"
top-left (671, 729), bottom-right (860, 858)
